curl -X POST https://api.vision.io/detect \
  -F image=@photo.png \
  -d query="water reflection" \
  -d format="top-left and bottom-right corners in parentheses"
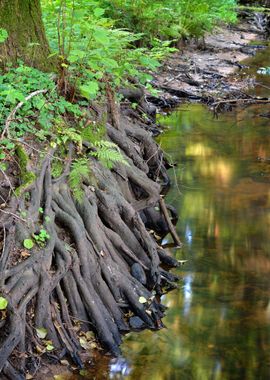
top-left (109, 358), bottom-right (132, 379)
top-left (120, 100), bottom-right (270, 380)
top-left (183, 274), bottom-right (193, 317)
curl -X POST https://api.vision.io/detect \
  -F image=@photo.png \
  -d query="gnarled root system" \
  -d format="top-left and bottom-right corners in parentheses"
top-left (0, 116), bottom-right (180, 379)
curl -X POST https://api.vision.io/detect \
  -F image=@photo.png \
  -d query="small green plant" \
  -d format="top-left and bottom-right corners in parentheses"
top-left (69, 158), bottom-right (91, 201)
top-left (41, 0), bottom-right (164, 96)
top-left (100, 0), bottom-right (237, 42)
top-left (33, 229), bottom-right (50, 247)
top-left (23, 239), bottom-right (34, 250)
top-left (0, 64), bottom-right (82, 140)
top-left (91, 140), bottom-right (129, 169)
top-left (0, 296), bottom-right (8, 310)
top-left (0, 28), bottom-right (8, 43)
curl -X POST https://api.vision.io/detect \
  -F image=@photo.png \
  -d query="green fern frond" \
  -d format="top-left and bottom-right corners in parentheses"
top-left (69, 158), bottom-right (90, 201)
top-left (93, 140), bottom-right (118, 149)
top-left (91, 140), bottom-right (129, 169)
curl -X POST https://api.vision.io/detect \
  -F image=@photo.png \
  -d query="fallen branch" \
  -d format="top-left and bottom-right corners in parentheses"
top-left (213, 96), bottom-right (270, 108)
top-left (159, 196), bottom-right (182, 247)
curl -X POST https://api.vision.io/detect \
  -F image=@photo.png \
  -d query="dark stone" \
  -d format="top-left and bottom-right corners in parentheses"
top-left (131, 263), bottom-right (147, 285)
top-left (129, 316), bottom-right (146, 329)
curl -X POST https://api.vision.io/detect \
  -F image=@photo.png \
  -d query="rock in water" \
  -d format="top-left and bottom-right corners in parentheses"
top-left (131, 263), bottom-right (147, 285)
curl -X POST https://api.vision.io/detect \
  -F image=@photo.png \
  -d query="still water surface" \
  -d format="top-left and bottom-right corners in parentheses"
top-left (120, 100), bottom-right (270, 380)
top-left (61, 48), bottom-right (270, 380)
top-left (119, 47), bottom-right (270, 379)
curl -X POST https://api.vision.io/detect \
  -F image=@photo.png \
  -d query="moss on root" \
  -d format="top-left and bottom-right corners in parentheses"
top-left (15, 144), bottom-right (36, 196)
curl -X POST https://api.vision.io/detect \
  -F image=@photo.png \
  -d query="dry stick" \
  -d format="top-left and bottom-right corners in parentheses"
top-left (1, 89), bottom-right (48, 139)
top-left (1, 225), bottom-right (6, 257)
top-left (213, 97), bottom-right (270, 108)
top-left (0, 209), bottom-right (26, 223)
top-left (159, 196), bottom-right (182, 247)
top-left (0, 167), bottom-right (17, 200)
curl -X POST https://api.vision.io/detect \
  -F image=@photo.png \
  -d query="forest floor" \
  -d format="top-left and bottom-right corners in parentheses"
top-left (149, 22), bottom-right (268, 108)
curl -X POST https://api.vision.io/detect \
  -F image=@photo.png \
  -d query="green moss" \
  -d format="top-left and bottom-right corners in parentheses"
top-left (15, 144), bottom-right (36, 196)
top-left (51, 160), bottom-right (64, 178)
top-left (16, 144), bottom-right (28, 168)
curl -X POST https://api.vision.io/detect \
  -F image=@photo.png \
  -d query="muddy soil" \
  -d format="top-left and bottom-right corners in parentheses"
top-left (149, 22), bottom-right (268, 107)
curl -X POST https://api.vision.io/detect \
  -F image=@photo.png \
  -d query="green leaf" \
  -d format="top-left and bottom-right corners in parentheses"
top-left (0, 296), bottom-right (8, 310)
top-left (79, 82), bottom-right (99, 100)
top-left (23, 239), bottom-right (34, 250)
top-left (0, 28), bottom-right (8, 43)
top-left (139, 296), bottom-right (147, 304)
top-left (94, 8), bottom-right (105, 17)
top-left (93, 29), bottom-right (110, 45)
top-left (0, 163), bottom-right (7, 171)
top-left (79, 337), bottom-right (89, 350)
top-left (102, 58), bottom-right (119, 70)
top-left (68, 49), bottom-right (86, 63)
top-left (46, 344), bottom-right (54, 351)
top-left (36, 327), bottom-right (48, 339)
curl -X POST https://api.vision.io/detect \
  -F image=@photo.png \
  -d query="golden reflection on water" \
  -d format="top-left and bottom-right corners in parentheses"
top-left (120, 101), bottom-right (270, 380)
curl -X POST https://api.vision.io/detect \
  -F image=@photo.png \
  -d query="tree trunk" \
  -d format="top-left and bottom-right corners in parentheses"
top-left (0, 0), bottom-right (54, 71)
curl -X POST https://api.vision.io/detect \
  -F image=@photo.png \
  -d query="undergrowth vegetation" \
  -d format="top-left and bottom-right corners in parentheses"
top-left (100, 0), bottom-right (237, 43)
top-left (0, 0), bottom-right (238, 197)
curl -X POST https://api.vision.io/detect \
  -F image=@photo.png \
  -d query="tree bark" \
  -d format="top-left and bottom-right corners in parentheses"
top-left (0, 0), bottom-right (54, 71)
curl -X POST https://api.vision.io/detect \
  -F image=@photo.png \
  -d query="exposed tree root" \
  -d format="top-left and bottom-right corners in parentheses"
top-left (0, 116), bottom-right (180, 379)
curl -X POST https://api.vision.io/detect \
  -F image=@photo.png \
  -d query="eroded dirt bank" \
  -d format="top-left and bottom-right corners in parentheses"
top-left (149, 22), bottom-right (269, 108)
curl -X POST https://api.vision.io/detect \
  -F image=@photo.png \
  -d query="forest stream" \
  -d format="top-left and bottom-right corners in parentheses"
top-left (2, 2), bottom-right (270, 380)
top-left (54, 43), bottom-right (270, 380)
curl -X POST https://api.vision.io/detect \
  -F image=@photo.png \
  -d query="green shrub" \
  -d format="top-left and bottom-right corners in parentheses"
top-left (100, 0), bottom-right (237, 42)
top-left (41, 0), bottom-right (173, 97)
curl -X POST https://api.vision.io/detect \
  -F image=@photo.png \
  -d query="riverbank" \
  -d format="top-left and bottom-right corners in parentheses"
top-left (0, 70), bottom-right (182, 379)
top-left (148, 21), bottom-right (269, 108)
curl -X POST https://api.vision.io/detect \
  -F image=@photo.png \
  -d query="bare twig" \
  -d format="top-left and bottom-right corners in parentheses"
top-left (1, 226), bottom-right (6, 257)
top-left (159, 196), bottom-right (182, 247)
top-left (0, 168), bottom-right (17, 200)
top-left (0, 209), bottom-right (26, 223)
top-left (1, 89), bottom-right (48, 139)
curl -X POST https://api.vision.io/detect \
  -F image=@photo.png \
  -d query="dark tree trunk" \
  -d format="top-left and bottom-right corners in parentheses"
top-left (0, 0), bottom-right (54, 71)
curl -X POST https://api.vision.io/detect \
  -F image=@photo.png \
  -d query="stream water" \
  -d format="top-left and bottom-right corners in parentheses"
top-left (59, 46), bottom-right (270, 380)
top-left (119, 81), bottom-right (270, 380)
